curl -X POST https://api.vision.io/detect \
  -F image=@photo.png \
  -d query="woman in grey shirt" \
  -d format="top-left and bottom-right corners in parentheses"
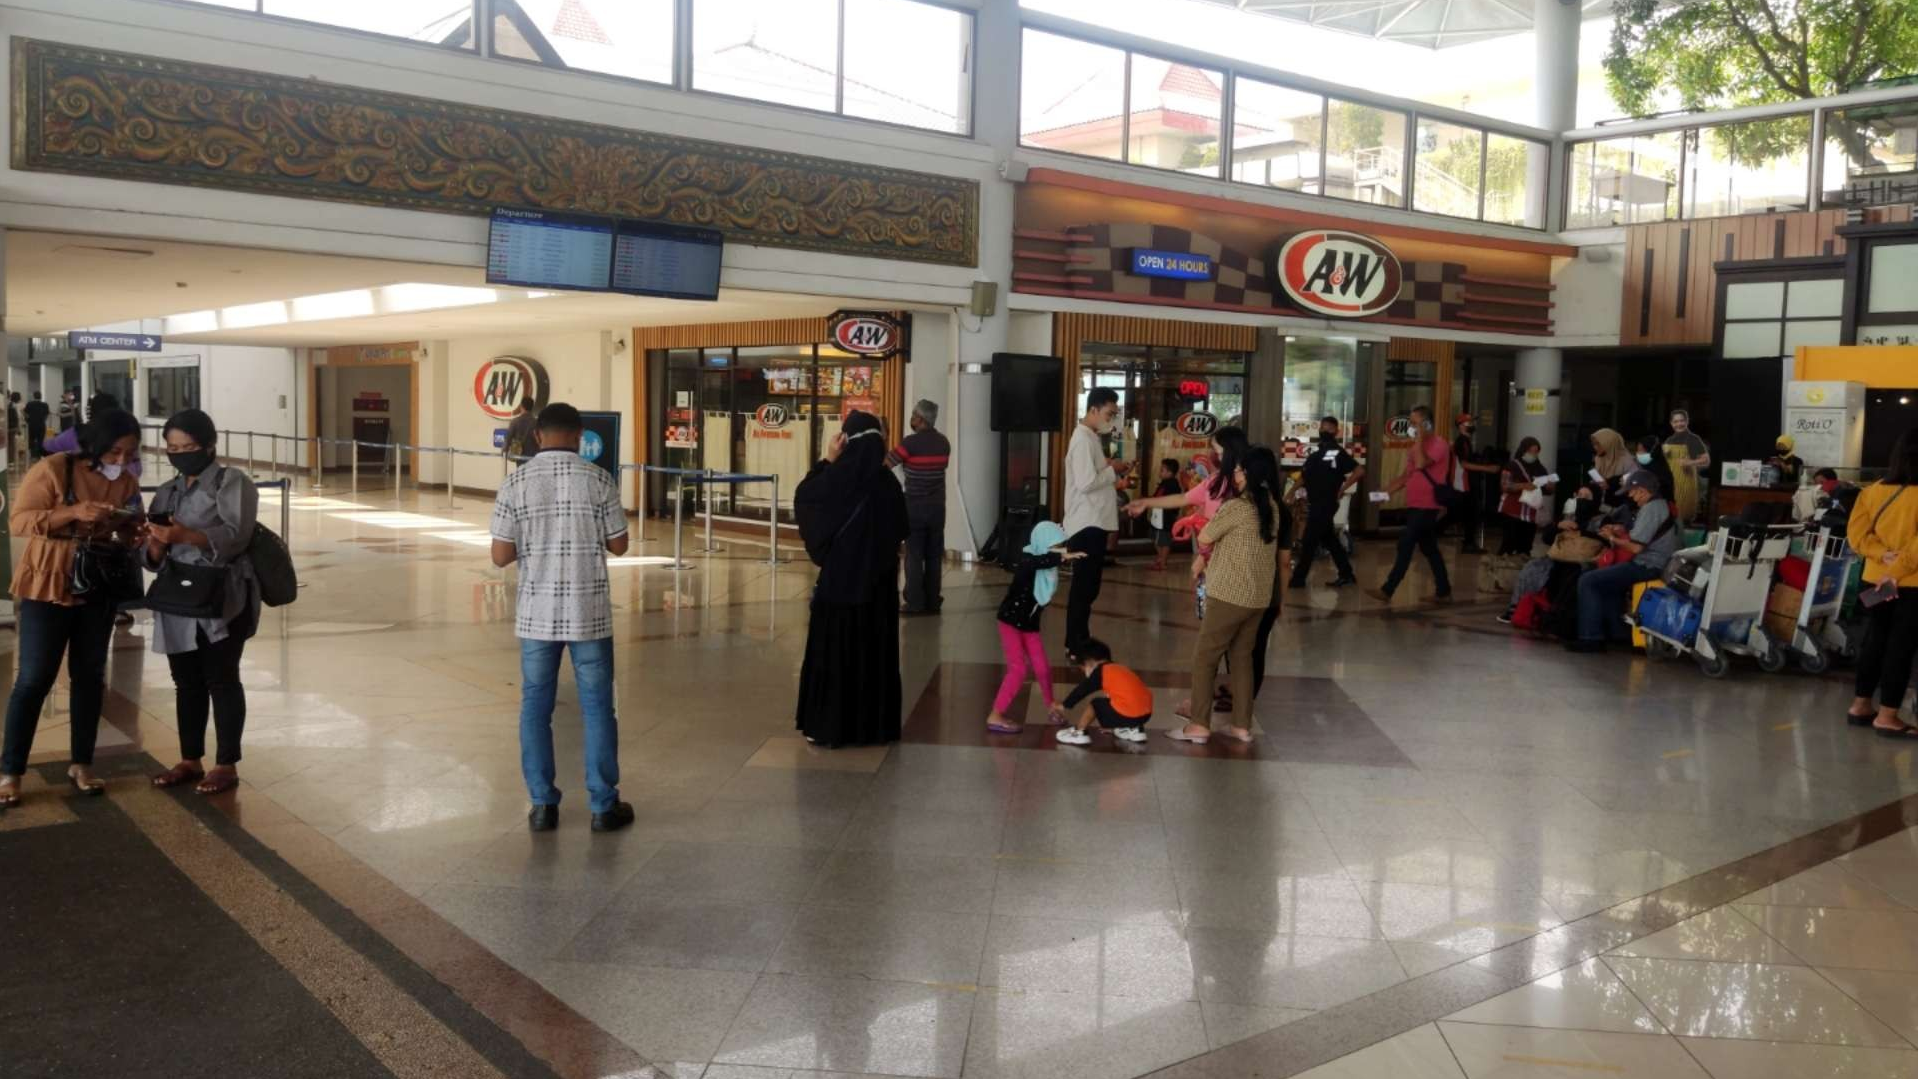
top-left (146, 410), bottom-right (260, 795)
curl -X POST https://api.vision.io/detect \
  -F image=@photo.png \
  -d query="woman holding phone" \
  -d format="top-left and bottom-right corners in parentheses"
top-left (147, 410), bottom-right (261, 795)
top-left (0, 410), bottom-right (143, 806)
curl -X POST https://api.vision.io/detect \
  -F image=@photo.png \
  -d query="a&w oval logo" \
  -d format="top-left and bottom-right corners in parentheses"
top-left (754, 404), bottom-right (791, 429)
top-left (1276, 231), bottom-right (1403, 318)
top-left (829, 312), bottom-right (899, 356)
top-left (473, 356), bottom-right (550, 420)
top-left (1173, 411), bottom-right (1218, 439)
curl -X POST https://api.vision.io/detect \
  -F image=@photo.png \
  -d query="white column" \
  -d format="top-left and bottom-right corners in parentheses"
top-left (1514, 347), bottom-right (1563, 466)
top-left (1533, 0), bottom-right (1581, 228)
top-left (948, 0), bottom-right (1019, 558)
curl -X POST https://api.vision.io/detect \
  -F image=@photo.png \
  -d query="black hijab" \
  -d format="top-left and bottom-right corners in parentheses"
top-left (795, 411), bottom-right (909, 604)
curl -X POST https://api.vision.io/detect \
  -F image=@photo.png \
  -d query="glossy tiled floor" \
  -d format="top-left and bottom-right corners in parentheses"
top-left (22, 480), bottom-right (1918, 1078)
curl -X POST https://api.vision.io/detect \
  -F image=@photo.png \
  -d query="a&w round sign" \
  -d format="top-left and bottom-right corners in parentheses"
top-left (1275, 231), bottom-right (1403, 318)
top-left (1173, 411), bottom-right (1218, 439)
top-left (828, 310), bottom-right (903, 357)
top-left (474, 356), bottom-right (550, 420)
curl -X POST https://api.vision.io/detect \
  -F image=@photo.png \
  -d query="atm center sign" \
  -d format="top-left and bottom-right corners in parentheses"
top-left (1129, 249), bottom-right (1215, 281)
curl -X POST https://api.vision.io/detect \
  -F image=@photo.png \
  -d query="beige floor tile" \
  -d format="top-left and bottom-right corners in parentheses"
top-left (1437, 1022), bottom-right (1708, 1078)
top-left (1678, 1038), bottom-right (1918, 1078)
top-left (1293, 1024), bottom-right (1466, 1079)
top-left (1735, 905), bottom-right (1918, 971)
top-left (743, 736), bottom-right (890, 773)
top-left (1606, 957), bottom-right (1906, 1047)
top-left (1446, 958), bottom-right (1664, 1035)
top-left (1734, 864), bottom-right (1908, 911)
top-left (1816, 967), bottom-right (1918, 1045)
top-left (1608, 908), bottom-right (1802, 965)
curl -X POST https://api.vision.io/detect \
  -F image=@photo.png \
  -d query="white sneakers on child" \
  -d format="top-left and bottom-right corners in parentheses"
top-left (1055, 726), bottom-right (1150, 746)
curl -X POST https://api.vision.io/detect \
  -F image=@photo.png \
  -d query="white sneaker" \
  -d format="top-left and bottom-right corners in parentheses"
top-left (1055, 727), bottom-right (1092, 746)
top-left (1112, 726), bottom-right (1149, 743)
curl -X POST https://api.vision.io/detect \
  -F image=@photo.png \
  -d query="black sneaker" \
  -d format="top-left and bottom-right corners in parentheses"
top-left (1330, 576), bottom-right (1357, 588)
top-left (528, 804), bottom-right (558, 832)
top-left (591, 801), bottom-right (636, 833)
top-left (1496, 607), bottom-right (1516, 625)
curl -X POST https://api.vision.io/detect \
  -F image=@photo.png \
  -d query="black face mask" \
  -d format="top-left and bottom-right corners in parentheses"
top-left (1319, 431), bottom-right (1338, 444)
top-left (168, 449), bottom-right (215, 477)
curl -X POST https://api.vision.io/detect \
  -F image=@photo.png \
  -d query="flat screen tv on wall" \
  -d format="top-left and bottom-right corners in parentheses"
top-left (990, 353), bottom-right (1064, 433)
top-left (486, 207), bottom-right (723, 301)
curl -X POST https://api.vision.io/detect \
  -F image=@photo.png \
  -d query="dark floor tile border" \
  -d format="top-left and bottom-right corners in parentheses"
top-left (71, 752), bottom-right (651, 1079)
top-left (1145, 787), bottom-right (1918, 1078)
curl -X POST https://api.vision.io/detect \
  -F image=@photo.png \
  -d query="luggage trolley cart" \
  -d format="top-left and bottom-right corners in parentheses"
top-left (1631, 519), bottom-right (1802, 678)
top-left (1780, 526), bottom-right (1855, 673)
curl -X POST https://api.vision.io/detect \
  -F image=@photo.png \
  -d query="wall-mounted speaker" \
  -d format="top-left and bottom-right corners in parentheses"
top-left (969, 281), bottom-right (999, 318)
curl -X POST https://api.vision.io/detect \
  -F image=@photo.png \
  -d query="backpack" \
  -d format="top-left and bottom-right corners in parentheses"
top-left (1512, 590), bottom-right (1552, 632)
top-left (249, 522), bottom-right (298, 607)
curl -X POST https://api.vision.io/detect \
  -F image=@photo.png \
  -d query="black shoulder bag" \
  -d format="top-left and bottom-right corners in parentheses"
top-left (145, 471), bottom-right (231, 619)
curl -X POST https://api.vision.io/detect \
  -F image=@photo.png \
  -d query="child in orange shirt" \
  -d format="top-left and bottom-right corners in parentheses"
top-left (1055, 638), bottom-right (1153, 746)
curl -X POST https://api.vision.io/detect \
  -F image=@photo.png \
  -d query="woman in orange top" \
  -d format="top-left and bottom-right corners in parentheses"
top-left (1847, 428), bottom-right (1918, 739)
top-left (0, 411), bottom-right (143, 806)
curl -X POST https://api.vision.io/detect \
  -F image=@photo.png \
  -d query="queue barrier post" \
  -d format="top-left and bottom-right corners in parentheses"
top-left (669, 473), bottom-right (690, 570)
top-left (350, 440), bottom-right (359, 497)
top-left (247, 432), bottom-right (256, 473)
top-left (767, 476), bottom-right (780, 567)
top-left (269, 434), bottom-right (279, 479)
top-left (393, 443), bottom-right (403, 498)
top-left (701, 469), bottom-right (719, 553)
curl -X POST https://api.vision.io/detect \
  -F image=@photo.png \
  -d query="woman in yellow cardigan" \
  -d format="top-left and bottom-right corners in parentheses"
top-left (1848, 430), bottom-right (1918, 738)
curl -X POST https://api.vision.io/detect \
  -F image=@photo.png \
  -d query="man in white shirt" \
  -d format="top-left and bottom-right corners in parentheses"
top-left (1062, 387), bottom-right (1131, 657)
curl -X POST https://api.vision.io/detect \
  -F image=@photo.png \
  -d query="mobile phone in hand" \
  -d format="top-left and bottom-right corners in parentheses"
top-left (148, 511), bottom-right (172, 526)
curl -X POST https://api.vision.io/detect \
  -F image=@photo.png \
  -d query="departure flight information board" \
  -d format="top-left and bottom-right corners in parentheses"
top-left (612, 221), bottom-right (724, 301)
top-left (486, 208), bottom-right (615, 291)
top-left (486, 208), bottom-right (723, 300)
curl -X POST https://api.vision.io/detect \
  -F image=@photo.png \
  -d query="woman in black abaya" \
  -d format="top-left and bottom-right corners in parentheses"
top-left (794, 410), bottom-right (910, 747)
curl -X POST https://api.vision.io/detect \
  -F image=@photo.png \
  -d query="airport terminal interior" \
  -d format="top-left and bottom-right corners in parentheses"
top-left (7, 1), bottom-right (1918, 1077)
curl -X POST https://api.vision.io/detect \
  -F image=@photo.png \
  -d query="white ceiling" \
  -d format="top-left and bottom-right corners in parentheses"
top-left (5, 230), bottom-right (844, 346)
top-left (1195, 0), bottom-right (1612, 48)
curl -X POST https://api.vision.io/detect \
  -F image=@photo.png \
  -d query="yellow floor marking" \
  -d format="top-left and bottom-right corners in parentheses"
top-left (1501, 1056), bottom-right (1625, 1072)
top-left (1773, 722), bottom-right (1798, 731)
top-left (1661, 749), bottom-right (1694, 759)
top-left (1453, 921), bottom-right (1548, 933)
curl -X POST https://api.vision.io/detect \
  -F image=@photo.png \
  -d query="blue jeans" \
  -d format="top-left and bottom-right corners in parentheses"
top-left (1577, 561), bottom-right (1664, 643)
top-left (519, 637), bottom-right (619, 814)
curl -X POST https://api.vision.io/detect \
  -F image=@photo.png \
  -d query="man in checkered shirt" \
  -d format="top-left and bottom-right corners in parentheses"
top-left (491, 403), bottom-right (634, 834)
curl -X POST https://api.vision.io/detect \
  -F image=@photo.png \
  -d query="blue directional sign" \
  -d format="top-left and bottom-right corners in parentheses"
top-left (1128, 249), bottom-right (1215, 282)
top-left (70, 331), bottom-right (162, 352)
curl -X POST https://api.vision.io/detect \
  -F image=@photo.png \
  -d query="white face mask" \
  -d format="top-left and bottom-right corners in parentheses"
top-left (99, 462), bottom-right (124, 481)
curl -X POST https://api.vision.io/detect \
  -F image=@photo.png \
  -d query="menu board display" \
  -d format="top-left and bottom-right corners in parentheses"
top-left (486, 208), bottom-right (723, 300)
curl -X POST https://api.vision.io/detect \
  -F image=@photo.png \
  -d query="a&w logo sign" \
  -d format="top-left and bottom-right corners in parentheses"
top-left (754, 404), bottom-right (791, 429)
top-left (1275, 231), bottom-right (1403, 318)
top-left (828, 310), bottom-right (903, 357)
top-left (1173, 411), bottom-right (1218, 439)
top-left (473, 356), bottom-right (551, 420)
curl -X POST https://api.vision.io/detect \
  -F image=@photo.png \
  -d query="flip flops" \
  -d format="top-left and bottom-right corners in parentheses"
top-left (152, 763), bottom-right (205, 789)
top-left (196, 767), bottom-right (239, 795)
top-left (1163, 728), bottom-right (1210, 745)
top-left (986, 722), bottom-right (1024, 735)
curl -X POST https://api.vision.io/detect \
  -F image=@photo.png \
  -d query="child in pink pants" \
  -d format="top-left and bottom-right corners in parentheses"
top-left (987, 520), bottom-right (1084, 735)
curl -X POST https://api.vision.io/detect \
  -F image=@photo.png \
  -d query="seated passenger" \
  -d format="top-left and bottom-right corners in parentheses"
top-left (1567, 470), bottom-right (1679, 653)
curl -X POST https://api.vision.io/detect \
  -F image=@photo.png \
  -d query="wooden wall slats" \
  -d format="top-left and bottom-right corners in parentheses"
top-left (1619, 205), bottom-right (1915, 347)
top-left (632, 318), bottom-right (831, 351)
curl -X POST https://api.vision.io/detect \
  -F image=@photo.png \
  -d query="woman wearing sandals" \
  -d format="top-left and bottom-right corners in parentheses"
top-left (1847, 428), bottom-right (1918, 740)
top-left (0, 410), bottom-right (144, 806)
top-left (1168, 446), bottom-right (1282, 746)
top-left (147, 410), bottom-right (261, 795)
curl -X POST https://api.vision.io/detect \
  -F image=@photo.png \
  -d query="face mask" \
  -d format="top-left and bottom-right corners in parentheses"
top-left (1522, 453), bottom-right (1538, 464)
top-left (168, 449), bottom-right (215, 476)
top-left (1636, 452), bottom-right (1653, 465)
top-left (1320, 430), bottom-right (1338, 443)
top-left (99, 462), bottom-right (124, 481)
top-left (1776, 446), bottom-right (1790, 456)
top-left (1821, 479), bottom-right (1839, 494)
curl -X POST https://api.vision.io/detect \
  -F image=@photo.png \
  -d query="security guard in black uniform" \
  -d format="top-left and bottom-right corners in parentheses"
top-left (1291, 416), bottom-right (1365, 588)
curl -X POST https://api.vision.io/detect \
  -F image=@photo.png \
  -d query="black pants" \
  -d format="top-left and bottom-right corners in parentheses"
top-left (1, 598), bottom-right (116, 774)
top-left (27, 423), bottom-right (44, 458)
top-left (1383, 508), bottom-right (1452, 598)
top-left (1089, 699), bottom-right (1149, 729)
top-left (902, 507), bottom-right (945, 613)
top-left (168, 627), bottom-right (249, 766)
top-left (1064, 526), bottom-right (1108, 653)
top-left (1499, 517), bottom-right (1538, 557)
top-left (1447, 487), bottom-right (1482, 549)
top-left (1293, 506), bottom-right (1354, 583)
top-left (1856, 593), bottom-right (1918, 709)
top-left (1250, 593), bottom-right (1282, 700)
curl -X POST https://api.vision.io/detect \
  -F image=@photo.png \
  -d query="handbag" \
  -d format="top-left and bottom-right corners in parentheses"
top-left (1548, 533), bottom-right (1604, 564)
top-left (1859, 487), bottom-right (1908, 609)
top-left (145, 558), bottom-right (228, 619)
top-left (57, 456), bottom-right (143, 609)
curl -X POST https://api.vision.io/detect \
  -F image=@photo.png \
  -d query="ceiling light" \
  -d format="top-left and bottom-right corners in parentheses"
top-left (380, 283), bottom-right (499, 313)
top-left (220, 300), bottom-right (289, 329)
top-left (290, 289), bottom-right (375, 322)
top-left (163, 310), bottom-right (219, 335)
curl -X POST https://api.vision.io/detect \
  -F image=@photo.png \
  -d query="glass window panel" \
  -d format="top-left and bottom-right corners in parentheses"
top-left (1783, 321), bottom-right (1843, 353)
top-left (1870, 245), bottom-right (1918, 314)
top-left (1414, 119), bottom-right (1482, 219)
top-left (1020, 30), bottom-right (1126, 161)
top-left (1125, 55), bottom-right (1223, 175)
top-left (1822, 102), bottom-right (1918, 206)
top-left (1231, 78), bottom-right (1323, 194)
top-left (843, 0), bottom-right (971, 134)
top-left (693, 0), bottom-right (838, 113)
top-left (1682, 117), bottom-right (1810, 219)
top-left (1564, 132), bottom-right (1681, 229)
top-left (1786, 278), bottom-right (1844, 319)
top-left (733, 344), bottom-right (818, 523)
top-left (261, 0), bottom-right (474, 46)
top-left (491, 0), bottom-right (673, 85)
top-left (1325, 99), bottom-right (1407, 209)
top-left (1282, 336), bottom-right (1359, 439)
top-left (1723, 321), bottom-right (1783, 359)
top-left (1483, 133), bottom-right (1545, 228)
top-left (1725, 281), bottom-right (1786, 320)
top-left (146, 365), bottom-right (202, 418)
